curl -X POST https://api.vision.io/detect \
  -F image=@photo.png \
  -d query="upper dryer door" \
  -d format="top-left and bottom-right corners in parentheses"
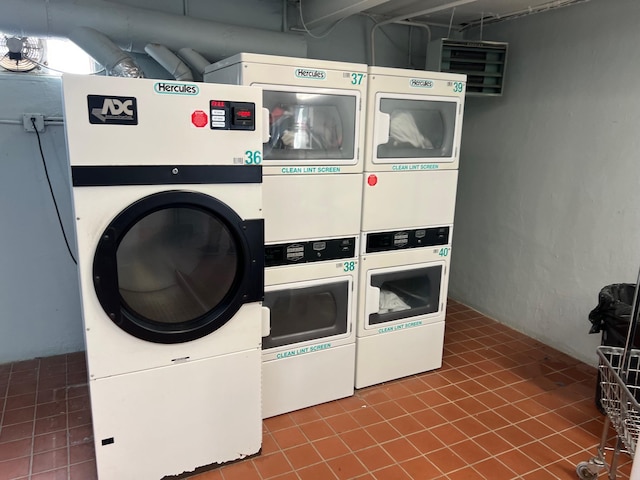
top-left (258, 85), bottom-right (362, 173)
top-left (368, 92), bottom-right (463, 171)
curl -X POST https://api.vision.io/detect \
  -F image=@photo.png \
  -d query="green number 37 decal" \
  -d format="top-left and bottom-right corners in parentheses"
top-left (351, 73), bottom-right (364, 85)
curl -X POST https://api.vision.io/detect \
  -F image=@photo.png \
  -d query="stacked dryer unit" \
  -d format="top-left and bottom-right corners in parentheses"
top-left (62, 75), bottom-right (267, 479)
top-left (356, 67), bottom-right (466, 388)
top-left (205, 54), bottom-right (367, 418)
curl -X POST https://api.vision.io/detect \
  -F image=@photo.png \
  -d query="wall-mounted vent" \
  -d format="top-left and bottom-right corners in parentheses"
top-left (427, 39), bottom-right (508, 96)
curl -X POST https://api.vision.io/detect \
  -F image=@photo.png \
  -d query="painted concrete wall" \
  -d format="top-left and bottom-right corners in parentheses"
top-left (0, 0), bottom-right (433, 362)
top-left (0, 75), bottom-right (82, 363)
top-left (449, 0), bottom-right (640, 365)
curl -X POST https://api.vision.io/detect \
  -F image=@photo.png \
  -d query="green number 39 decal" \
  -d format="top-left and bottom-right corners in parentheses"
top-left (245, 150), bottom-right (262, 165)
top-left (351, 73), bottom-right (364, 85)
top-left (343, 261), bottom-right (356, 272)
top-left (453, 82), bottom-right (464, 93)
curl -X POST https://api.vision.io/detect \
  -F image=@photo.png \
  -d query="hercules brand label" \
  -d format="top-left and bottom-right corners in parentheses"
top-left (295, 68), bottom-right (326, 80)
top-left (154, 82), bottom-right (200, 95)
top-left (409, 78), bottom-right (434, 88)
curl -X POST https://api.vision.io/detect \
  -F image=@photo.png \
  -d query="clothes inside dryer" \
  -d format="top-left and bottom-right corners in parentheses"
top-left (377, 98), bottom-right (457, 158)
top-left (369, 265), bottom-right (442, 325)
top-left (117, 207), bottom-right (238, 324)
top-left (263, 89), bottom-right (357, 160)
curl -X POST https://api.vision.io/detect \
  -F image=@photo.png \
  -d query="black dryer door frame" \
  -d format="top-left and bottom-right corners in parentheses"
top-left (91, 189), bottom-right (263, 344)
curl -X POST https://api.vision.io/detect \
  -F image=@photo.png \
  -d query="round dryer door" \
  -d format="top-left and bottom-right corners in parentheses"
top-left (93, 191), bottom-right (264, 344)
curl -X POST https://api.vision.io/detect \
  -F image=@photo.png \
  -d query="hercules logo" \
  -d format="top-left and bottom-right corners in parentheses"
top-left (88, 95), bottom-right (138, 125)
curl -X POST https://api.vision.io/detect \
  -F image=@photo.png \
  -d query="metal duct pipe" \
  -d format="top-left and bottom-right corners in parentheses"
top-left (2, 0), bottom-right (307, 60)
top-left (69, 26), bottom-right (144, 77)
top-left (177, 48), bottom-right (210, 76)
top-left (145, 43), bottom-right (193, 81)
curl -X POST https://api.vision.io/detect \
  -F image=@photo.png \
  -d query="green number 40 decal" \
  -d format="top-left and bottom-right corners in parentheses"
top-left (351, 73), bottom-right (364, 85)
top-left (453, 82), bottom-right (463, 93)
top-left (438, 248), bottom-right (450, 257)
top-left (343, 261), bottom-right (356, 272)
top-left (245, 150), bottom-right (262, 165)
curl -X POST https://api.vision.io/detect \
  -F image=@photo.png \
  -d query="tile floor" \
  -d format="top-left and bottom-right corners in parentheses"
top-left (0, 300), bottom-right (631, 479)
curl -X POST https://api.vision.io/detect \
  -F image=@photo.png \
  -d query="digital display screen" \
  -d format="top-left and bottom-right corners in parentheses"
top-left (235, 110), bottom-right (252, 119)
top-left (210, 100), bottom-right (226, 108)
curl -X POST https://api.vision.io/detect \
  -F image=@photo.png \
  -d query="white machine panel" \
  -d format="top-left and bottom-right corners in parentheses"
top-left (205, 53), bottom-right (367, 175)
top-left (62, 74), bottom-right (265, 166)
top-left (264, 174), bottom-right (363, 242)
top-left (263, 344), bottom-right (355, 418)
top-left (91, 352), bottom-right (261, 479)
top-left (355, 320), bottom-right (444, 389)
top-left (361, 170), bottom-right (458, 232)
top-left (364, 66), bottom-right (466, 172)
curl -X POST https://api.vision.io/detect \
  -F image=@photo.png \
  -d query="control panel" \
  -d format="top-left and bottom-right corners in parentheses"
top-left (366, 227), bottom-right (449, 253)
top-left (265, 237), bottom-right (356, 267)
top-left (209, 100), bottom-right (255, 130)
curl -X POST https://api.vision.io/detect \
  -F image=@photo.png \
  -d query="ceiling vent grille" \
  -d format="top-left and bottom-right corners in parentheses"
top-left (427, 39), bottom-right (508, 96)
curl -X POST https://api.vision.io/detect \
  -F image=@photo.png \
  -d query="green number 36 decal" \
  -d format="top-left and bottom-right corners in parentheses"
top-left (245, 150), bottom-right (262, 165)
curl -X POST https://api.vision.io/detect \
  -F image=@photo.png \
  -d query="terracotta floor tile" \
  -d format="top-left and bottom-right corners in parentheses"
top-left (327, 453), bottom-right (367, 479)
top-left (312, 437), bottom-right (349, 460)
top-left (381, 437), bottom-right (420, 463)
top-left (0, 456), bottom-right (30, 480)
top-left (473, 457), bottom-right (517, 480)
top-left (399, 455), bottom-right (439, 479)
top-left (298, 420), bottom-right (333, 441)
top-left (426, 447), bottom-right (467, 474)
top-left (31, 467), bottom-right (69, 480)
top-left (387, 415), bottom-right (423, 436)
top-left (355, 445), bottom-right (395, 472)
top-left (372, 464), bottom-right (412, 480)
top-left (32, 447), bottom-right (69, 474)
top-left (0, 421), bottom-right (34, 443)
top-left (372, 401), bottom-right (406, 420)
top-left (0, 438), bottom-right (32, 462)
top-left (364, 421), bottom-right (400, 444)
top-left (284, 444), bottom-right (322, 470)
top-left (324, 412), bottom-right (359, 434)
top-left (272, 426), bottom-right (307, 450)
top-left (405, 430), bottom-right (445, 453)
top-left (0, 300), bottom-right (630, 480)
top-left (339, 428), bottom-right (376, 452)
top-left (69, 460), bottom-right (98, 480)
top-left (289, 407), bottom-right (321, 425)
top-left (297, 461), bottom-right (337, 480)
top-left (254, 451), bottom-right (293, 479)
top-left (450, 439), bottom-right (489, 465)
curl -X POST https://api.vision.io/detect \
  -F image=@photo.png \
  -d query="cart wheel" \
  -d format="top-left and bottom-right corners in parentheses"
top-left (576, 461), bottom-right (598, 480)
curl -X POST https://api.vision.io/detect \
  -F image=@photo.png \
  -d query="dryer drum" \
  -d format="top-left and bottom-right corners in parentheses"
top-left (93, 191), bottom-right (264, 344)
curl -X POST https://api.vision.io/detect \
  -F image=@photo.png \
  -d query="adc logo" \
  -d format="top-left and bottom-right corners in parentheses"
top-left (87, 95), bottom-right (138, 125)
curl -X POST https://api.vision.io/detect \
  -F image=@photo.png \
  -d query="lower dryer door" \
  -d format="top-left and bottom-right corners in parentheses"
top-left (93, 190), bottom-right (264, 344)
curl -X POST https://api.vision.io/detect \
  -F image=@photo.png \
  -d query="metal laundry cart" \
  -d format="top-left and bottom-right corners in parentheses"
top-left (577, 276), bottom-right (640, 479)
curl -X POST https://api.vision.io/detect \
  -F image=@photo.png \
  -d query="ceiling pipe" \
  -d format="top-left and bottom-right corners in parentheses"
top-left (68, 26), bottom-right (144, 77)
top-left (369, 0), bottom-right (477, 65)
top-left (177, 48), bottom-right (210, 77)
top-left (145, 43), bottom-right (193, 81)
top-left (2, 0), bottom-right (307, 60)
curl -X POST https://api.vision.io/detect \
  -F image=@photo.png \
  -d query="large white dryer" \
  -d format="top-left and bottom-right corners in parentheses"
top-left (62, 74), bottom-right (266, 479)
top-left (205, 53), bottom-right (367, 416)
top-left (356, 67), bottom-right (466, 388)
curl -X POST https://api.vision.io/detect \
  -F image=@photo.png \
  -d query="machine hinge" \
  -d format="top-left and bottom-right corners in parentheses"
top-left (357, 147), bottom-right (360, 160)
top-left (359, 98), bottom-right (362, 111)
top-left (454, 146), bottom-right (457, 157)
top-left (459, 104), bottom-right (462, 114)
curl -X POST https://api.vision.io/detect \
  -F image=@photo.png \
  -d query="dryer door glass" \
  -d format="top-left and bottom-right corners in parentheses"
top-left (375, 98), bottom-right (457, 160)
top-left (116, 207), bottom-right (238, 324)
top-left (368, 265), bottom-right (442, 326)
top-left (263, 90), bottom-right (357, 161)
top-left (262, 279), bottom-right (349, 350)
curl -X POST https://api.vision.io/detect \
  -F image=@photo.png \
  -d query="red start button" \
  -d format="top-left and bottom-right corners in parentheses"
top-left (191, 110), bottom-right (208, 128)
top-left (367, 174), bottom-right (378, 186)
